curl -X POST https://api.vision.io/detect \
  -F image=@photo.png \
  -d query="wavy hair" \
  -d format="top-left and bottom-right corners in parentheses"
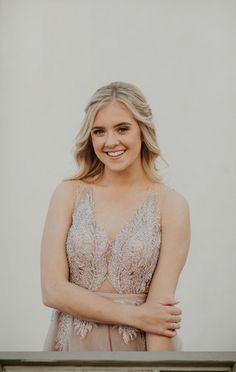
top-left (68, 81), bottom-right (167, 183)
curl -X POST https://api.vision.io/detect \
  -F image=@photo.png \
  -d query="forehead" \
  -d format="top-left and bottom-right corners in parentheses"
top-left (92, 100), bottom-right (137, 127)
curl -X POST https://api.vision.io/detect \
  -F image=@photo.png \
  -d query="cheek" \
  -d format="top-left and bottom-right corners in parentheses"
top-left (91, 137), bottom-right (102, 150)
top-left (127, 132), bottom-right (142, 147)
top-left (91, 138), bottom-right (107, 160)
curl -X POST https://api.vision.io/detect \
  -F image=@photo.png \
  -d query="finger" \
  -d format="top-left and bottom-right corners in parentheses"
top-left (169, 315), bottom-right (182, 323)
top-left (168, 323), bottom-right (181, 330)
top-left (163, 329), bottom-right (177, 338)
top-left (169, 306), bottom-right (182, 316)
top-left (159, 297), bottom-right (179, 305)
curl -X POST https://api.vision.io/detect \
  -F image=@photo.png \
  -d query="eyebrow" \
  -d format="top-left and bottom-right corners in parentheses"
top-left (92, 122), bottom-right (132, 130)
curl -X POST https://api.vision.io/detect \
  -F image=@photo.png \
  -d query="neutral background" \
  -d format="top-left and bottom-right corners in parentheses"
top-left (0, 0), bottom-right (235, 351)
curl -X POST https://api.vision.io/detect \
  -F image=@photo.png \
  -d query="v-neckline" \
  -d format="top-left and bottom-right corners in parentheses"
top-left (89, 182), bottom-right (156, 246)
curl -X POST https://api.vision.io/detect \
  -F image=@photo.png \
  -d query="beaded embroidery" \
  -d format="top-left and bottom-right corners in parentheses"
top-left (54, 310), bottom-right (73, 351)
top-left (111, 297), bottom-right (146, 345)
top-left (53, 182), bottom-right (161, 350)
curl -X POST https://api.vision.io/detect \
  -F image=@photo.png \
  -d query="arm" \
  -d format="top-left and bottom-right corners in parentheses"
top-left (40, 181), bottom-right (135, 326)
top-left (40, 181), bottom-right (187, 334)
top-left (145, 189), bottom-right (191, 351)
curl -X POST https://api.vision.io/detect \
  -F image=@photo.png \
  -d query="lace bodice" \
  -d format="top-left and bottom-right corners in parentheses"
top-left (51, 181), bottom-right (162, 350)
top-left (66, 181), bottom-right (161, 294)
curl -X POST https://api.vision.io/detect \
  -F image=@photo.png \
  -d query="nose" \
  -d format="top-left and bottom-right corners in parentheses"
top-left (104, 131), bottom-right (119, 147)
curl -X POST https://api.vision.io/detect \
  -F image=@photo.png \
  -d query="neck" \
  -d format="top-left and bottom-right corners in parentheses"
top-left (95, 164), bottom-right (152, 189)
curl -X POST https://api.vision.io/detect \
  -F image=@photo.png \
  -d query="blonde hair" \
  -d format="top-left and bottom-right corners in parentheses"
top-left (68, 81), bottom-right (167, 183)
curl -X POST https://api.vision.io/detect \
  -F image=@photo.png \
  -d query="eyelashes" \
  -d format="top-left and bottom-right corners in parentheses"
top-left (92, 127), bottom-right (129, 136)
top-left (117, 127), bottom-right (129, 133)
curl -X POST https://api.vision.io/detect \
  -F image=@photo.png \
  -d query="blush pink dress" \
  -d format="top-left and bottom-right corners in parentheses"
top-left (43, 181), bottom-right (182, 351)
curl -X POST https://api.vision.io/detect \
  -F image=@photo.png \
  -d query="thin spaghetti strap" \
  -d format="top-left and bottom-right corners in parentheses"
top-left (153, 182), bottom-right (175, 228)
top-left (72, 180), bottom-right (87, 214)
top-left (158, 183), bottom-right (176, 210)
top-left (153, 182), bottom-right (161, 227)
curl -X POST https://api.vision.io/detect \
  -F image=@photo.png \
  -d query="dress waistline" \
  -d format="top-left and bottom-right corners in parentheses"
top-left (94, 291), bottom-right (147, 306)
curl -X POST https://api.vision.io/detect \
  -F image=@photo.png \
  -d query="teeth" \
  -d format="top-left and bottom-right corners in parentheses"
top-left (107, 150), bottom-right (125, 157)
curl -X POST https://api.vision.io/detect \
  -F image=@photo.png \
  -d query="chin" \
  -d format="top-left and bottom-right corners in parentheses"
top-left (108, 162), bottom-right (135, 173)
top-left (98, 154), bottom-right (138, 171)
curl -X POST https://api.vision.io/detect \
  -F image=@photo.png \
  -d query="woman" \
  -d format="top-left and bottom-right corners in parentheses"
top-left (41, 81), bottom-right (190, 351)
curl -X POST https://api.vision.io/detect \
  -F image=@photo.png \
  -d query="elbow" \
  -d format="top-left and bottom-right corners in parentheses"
top-left (41, 287), bottom-right (55, 308)
top-left (42, 291), bottom-right (53, 308)
top-left (41, 281), bottom-right (65, 308)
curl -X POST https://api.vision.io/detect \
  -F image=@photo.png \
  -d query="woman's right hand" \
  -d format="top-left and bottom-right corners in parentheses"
top-left (134, 297), bottom-right (182, 337)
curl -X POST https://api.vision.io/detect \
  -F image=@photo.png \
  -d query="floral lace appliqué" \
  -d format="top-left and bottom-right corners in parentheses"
top-left (66, 185), bottom-right (161, 294)
top-left (112, 325), bottom-right (141, 344)
top-left (54, 310), bottom-right (73, 351)
top-left (73, 318), bottom-right (98, 338)
top-left (53, 183), bottom-right (161, 350)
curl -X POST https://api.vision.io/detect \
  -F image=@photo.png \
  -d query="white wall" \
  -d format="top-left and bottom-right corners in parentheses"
top-left (0, 0), bottom-right (235, 351)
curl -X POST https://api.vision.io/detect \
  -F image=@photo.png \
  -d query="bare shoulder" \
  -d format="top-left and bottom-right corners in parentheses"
top-left (158, 183), bottom-right (190, 224)
top-left (49, 179), bottom-right (82, 212)
top-left (52, 179), bottom-right (79, 198)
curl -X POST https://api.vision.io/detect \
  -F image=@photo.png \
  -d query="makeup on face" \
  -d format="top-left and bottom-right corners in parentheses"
top-left (91, 101), bottom-right (142, 169)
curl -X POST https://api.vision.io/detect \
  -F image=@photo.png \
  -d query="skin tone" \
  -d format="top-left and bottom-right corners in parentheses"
top-left (90, 99), bottom-right (148, 189)
top-left (41, 99), bottom-right (190, 351)
top-left (89, 100), bottom-right (159, 258)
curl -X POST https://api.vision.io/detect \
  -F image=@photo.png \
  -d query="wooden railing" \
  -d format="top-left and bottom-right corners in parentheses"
top-left (0, 352), bottom-right (235, 372)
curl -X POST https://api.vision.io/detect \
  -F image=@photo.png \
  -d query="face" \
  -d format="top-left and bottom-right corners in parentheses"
top-left (90, 100), bottom-right (143, 173)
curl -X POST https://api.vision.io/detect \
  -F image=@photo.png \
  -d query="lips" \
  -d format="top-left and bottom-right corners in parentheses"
top-left (105, 149), bottom-right (126, 159)
top-left (107, 150), bottom-right (125, 157)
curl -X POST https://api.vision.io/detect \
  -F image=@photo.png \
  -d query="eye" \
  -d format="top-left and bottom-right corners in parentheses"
top-left (92, 129), bottom-right (105, 136)
top-left (117, 127), bottom-right (129, 133)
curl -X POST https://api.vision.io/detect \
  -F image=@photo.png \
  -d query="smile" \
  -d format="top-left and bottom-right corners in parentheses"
top-left (105, 149), bottom-right (126, 159)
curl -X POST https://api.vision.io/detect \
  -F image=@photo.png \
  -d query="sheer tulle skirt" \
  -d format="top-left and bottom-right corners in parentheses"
top-left (43, 292), bottom-right (182, 352)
